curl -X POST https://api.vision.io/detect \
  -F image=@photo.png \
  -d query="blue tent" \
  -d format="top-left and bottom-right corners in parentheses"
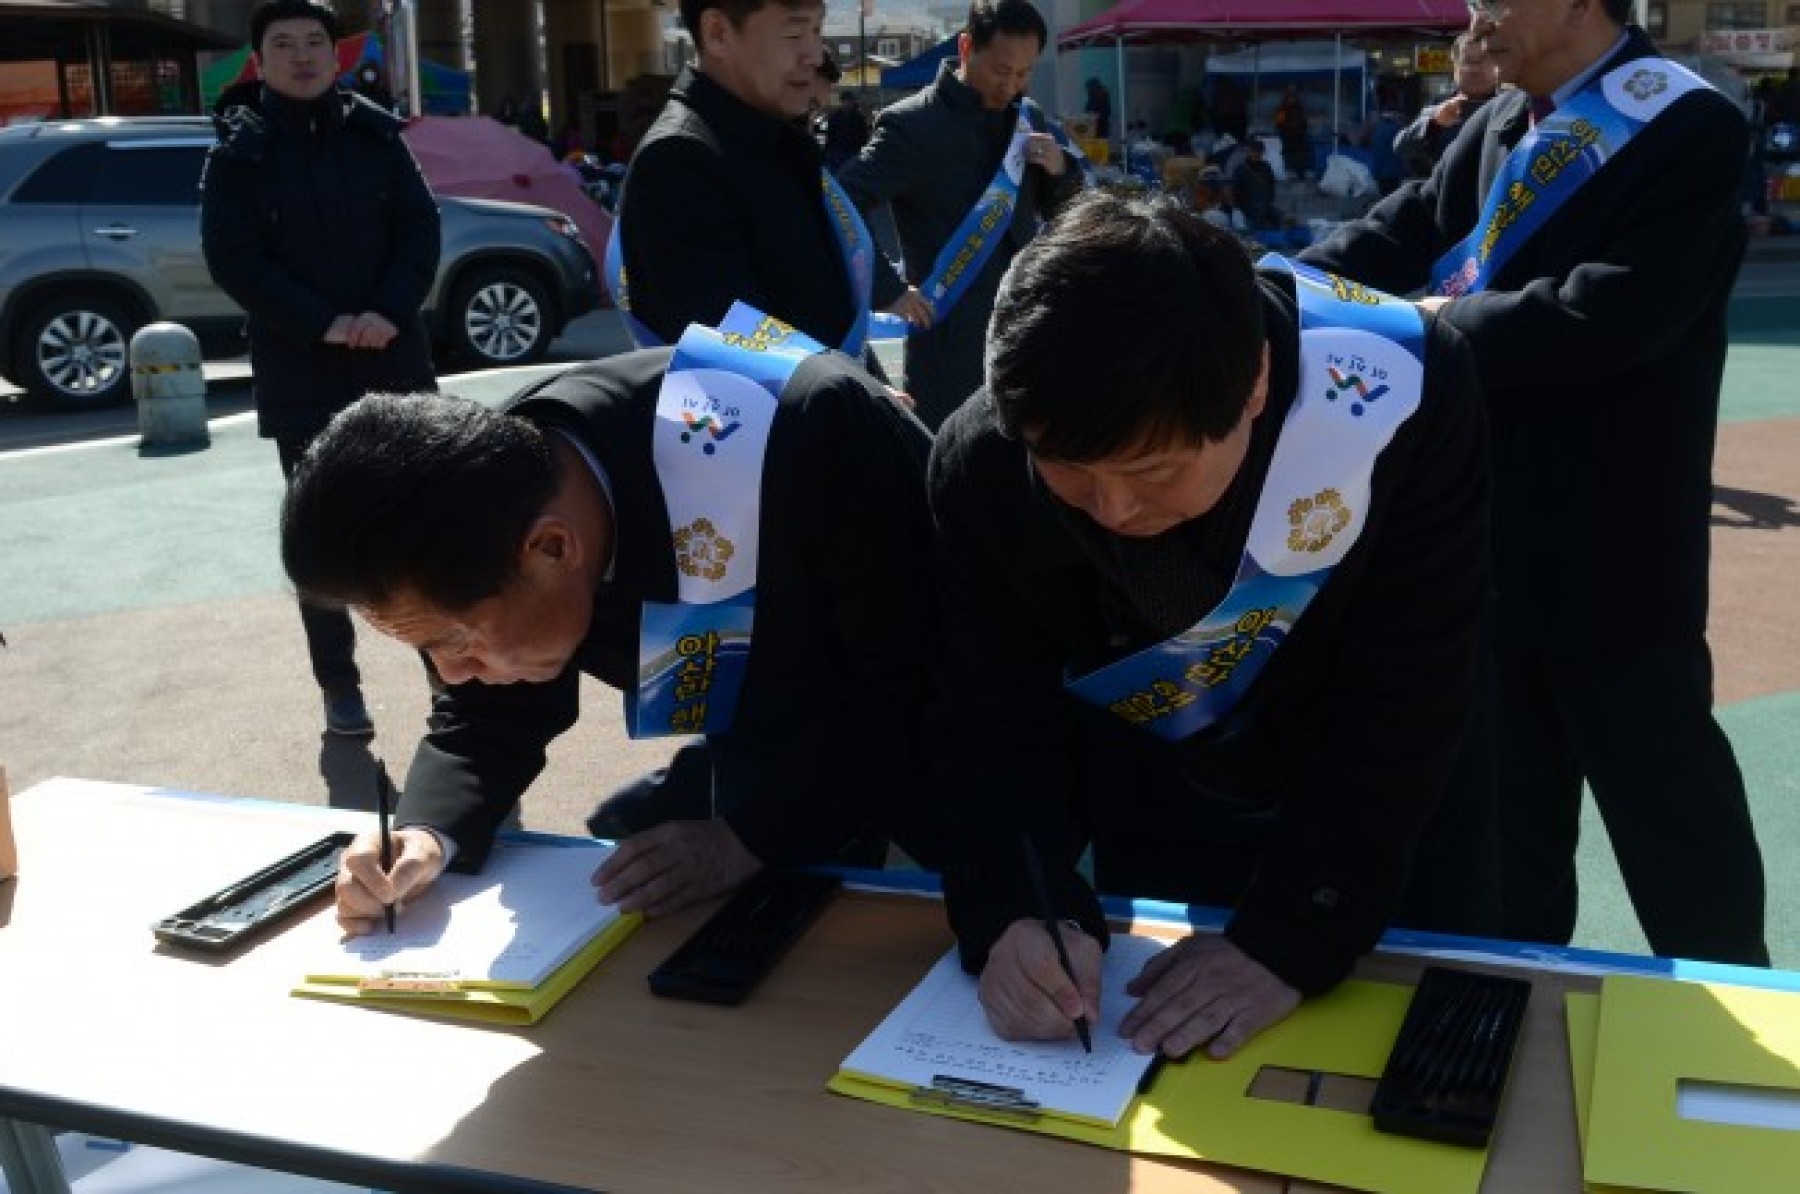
top-left (880, 37), bottom-right (957, 90)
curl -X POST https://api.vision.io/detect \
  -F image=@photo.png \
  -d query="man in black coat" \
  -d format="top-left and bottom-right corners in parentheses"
top-left (613, 0), bottom-right (927, 351)
top-left (201, 0), bottom-right (440, 738)
top-left (1392, 33), bottom-right (1498, 178)
top-left (280, 325), bottom-right (942, 934)
top-left (1302, 0), bottom-right (1767, 966)
top-left (835, 0), bottom-right (1081, 430)
top-left (930, 193), bottom-right (1495, 1060)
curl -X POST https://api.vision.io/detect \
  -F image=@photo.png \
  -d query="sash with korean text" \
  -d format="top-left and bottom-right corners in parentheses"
top-left (1430, 56), bottom-right (1710, 297)
top-left (1065, 258), bottom-right (1426, 741)
top-left (913, 96), bottom-right (1088, 323)
top-left (627, 303), bottom-right (820, 738)
top-left (605, 173), bottom-right (887, 356)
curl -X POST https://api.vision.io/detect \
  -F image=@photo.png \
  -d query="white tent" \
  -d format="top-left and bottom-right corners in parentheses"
top-left (1205, 39), bottom-right (1369, 155)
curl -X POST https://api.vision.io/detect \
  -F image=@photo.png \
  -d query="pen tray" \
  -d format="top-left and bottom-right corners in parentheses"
top-left (1370, 965), bottom-right (1532, 1148)
top-left (152, 831), bottom-right (354, 952)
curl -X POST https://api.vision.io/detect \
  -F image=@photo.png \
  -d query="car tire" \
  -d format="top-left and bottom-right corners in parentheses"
top-left (449, 266), bottom-right (552, 368)
top-left (14, 294), bottom-right (139, 409)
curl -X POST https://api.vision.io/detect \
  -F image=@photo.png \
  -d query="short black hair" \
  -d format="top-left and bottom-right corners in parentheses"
top-left (986, 191), bottom-right (1265, 462)
top-left (281, 394), bottom-right (562, 612)
top-left (679, 0), bottom-right (819, 41)
top-left (250, 0), bottom-right (339, 53)
top-left (966, 0), bottom-right (1048, 53)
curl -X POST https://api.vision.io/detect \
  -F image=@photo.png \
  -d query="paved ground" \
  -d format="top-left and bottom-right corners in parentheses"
top-left (3, 256), bottom-right (1798, 970)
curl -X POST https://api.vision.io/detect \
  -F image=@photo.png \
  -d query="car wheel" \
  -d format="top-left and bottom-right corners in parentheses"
top-left (15, 295), bottom-right (138, 408)
top-left (451, 267), bottom-right (552, 367)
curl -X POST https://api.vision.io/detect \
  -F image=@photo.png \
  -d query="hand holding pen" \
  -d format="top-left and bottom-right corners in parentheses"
top-left (1022, 837), bottom-right (1093, 1053)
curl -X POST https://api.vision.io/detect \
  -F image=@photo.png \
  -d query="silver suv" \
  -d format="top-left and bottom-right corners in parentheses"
top-left (0, 116), bottom-right (601, 409)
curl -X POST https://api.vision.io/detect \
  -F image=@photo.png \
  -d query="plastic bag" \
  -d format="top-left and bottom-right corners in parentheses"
top-left (1319, 153), bottom-right (1377, 199)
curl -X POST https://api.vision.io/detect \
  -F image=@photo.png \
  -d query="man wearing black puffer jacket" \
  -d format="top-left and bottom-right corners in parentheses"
top-left (202, 0), bottom-right (441, 739)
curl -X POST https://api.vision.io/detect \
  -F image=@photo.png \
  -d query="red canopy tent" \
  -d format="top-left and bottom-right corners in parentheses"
top-left (1059, 0), bottom-right (1469, 50)
top-left (1057, 0), bottom-right (1469, 159)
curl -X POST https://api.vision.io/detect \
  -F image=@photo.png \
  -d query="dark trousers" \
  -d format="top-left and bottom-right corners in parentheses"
top-left (276, 437), bottom-right (359, 694)
top-left (1495, 637), bottom-right (1768, 966)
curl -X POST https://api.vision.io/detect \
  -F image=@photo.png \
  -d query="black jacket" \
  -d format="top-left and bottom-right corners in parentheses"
top-left (927, 271), bottom-right (1488, 996)
top-left (618, 68), bottom-right (899, 350)
top-left (398, 349), bottom-right (940, 872)
top-left (1303, 28), bottom-right (1746, 648)
top-left (201, 82), bottom-right (440, 440)
top-left (836, 62), bottom-right (1083, 429)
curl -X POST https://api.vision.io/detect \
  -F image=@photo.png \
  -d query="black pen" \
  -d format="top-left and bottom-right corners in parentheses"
top-left (1021, 837), bottom-right (1092, 1053)
top-left (375, 758), bottom-right (396, 935)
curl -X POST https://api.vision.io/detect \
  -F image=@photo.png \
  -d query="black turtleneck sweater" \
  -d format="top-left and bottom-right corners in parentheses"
top-left (618, 67), bottom-right (902, 349)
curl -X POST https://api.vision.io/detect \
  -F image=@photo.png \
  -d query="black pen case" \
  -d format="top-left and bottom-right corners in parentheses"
top-left (1370, 965), bottom-right (1532, 1148)
top-left (152, 831), bottom-right (354, 952)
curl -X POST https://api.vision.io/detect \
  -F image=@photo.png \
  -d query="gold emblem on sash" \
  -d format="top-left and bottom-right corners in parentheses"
top-left (673, 517), bottom-right (734, 581)
top-left (1287, 489), bottom-right (1351, 553)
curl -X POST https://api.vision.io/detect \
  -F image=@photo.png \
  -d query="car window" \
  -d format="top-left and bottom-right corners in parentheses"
top-left (11, 143), bottom-right (104, 204)
top-left (90, 145), bottom-right (207, 207)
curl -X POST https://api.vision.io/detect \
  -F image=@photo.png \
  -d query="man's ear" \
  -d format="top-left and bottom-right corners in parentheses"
top-left (699, 7), bottom-right (734, 56)
top-left (523, 516), bottom-right (579, 572)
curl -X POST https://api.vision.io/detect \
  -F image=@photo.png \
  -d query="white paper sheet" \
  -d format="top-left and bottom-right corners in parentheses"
top-left (301, 839), bottom-right (623, 988)
top-left (841, 933), bottom-right (1170, 1125)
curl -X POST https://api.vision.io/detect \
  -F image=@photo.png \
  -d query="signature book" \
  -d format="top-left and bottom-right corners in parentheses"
top-left (292, 837), bottom-right (640, 1025)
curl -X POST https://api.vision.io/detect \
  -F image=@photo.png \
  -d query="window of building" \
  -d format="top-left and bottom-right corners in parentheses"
top-left (839, 42), bottom-right (854, 58)
top-left (877, 38), bottom-right (899, 58)
top-left (1705, 2), bottom-right (1767, 30)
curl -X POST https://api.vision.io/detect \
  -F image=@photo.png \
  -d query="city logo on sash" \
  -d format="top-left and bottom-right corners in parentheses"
top-left (1324, 365), bottom-right (1390, 416)
top-left (678, 411), bottom-right (740, 453)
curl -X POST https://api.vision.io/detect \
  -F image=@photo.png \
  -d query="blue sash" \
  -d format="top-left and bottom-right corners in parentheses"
top-left (604, 173), bottom-right (885, 356)
top-left (914, 96), bottom-right (1087, 325)
top-left (1064, 258), bottom-right (1426, 741)
top-left (1431, 56), bottom-right (1710, 297)
top-left (627, 303), bottom-right (823, 738)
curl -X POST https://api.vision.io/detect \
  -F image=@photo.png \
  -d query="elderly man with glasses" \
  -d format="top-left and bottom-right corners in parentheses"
top-left (1304, 0), bottom-right (1768, 968)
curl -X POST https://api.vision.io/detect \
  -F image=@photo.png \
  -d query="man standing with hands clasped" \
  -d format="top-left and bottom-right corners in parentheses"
top-left (1304, 0), bottom-right (1769, 966)
top-left (835, 0), bottom-right (1083, 429)
top-left (202, 0), bottom-right (440, 739)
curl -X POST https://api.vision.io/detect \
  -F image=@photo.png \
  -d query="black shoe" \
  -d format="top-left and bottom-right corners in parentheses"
top-left (323, 688), bottom-right (374, 737)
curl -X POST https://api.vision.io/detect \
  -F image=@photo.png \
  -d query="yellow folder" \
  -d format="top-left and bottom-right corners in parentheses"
top-left (293, 911), bottom-right (640, 1025)
top-left (832, 975), bottom-right (1492, 1194)
top-left (1580, 974), bottom-right (1800, 1193)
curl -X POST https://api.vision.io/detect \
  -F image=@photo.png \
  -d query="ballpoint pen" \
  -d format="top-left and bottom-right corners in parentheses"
top-left (375, 758), bottom-right (396, 935)
top-left (1021, 836), bottom-right (1092, 1053)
